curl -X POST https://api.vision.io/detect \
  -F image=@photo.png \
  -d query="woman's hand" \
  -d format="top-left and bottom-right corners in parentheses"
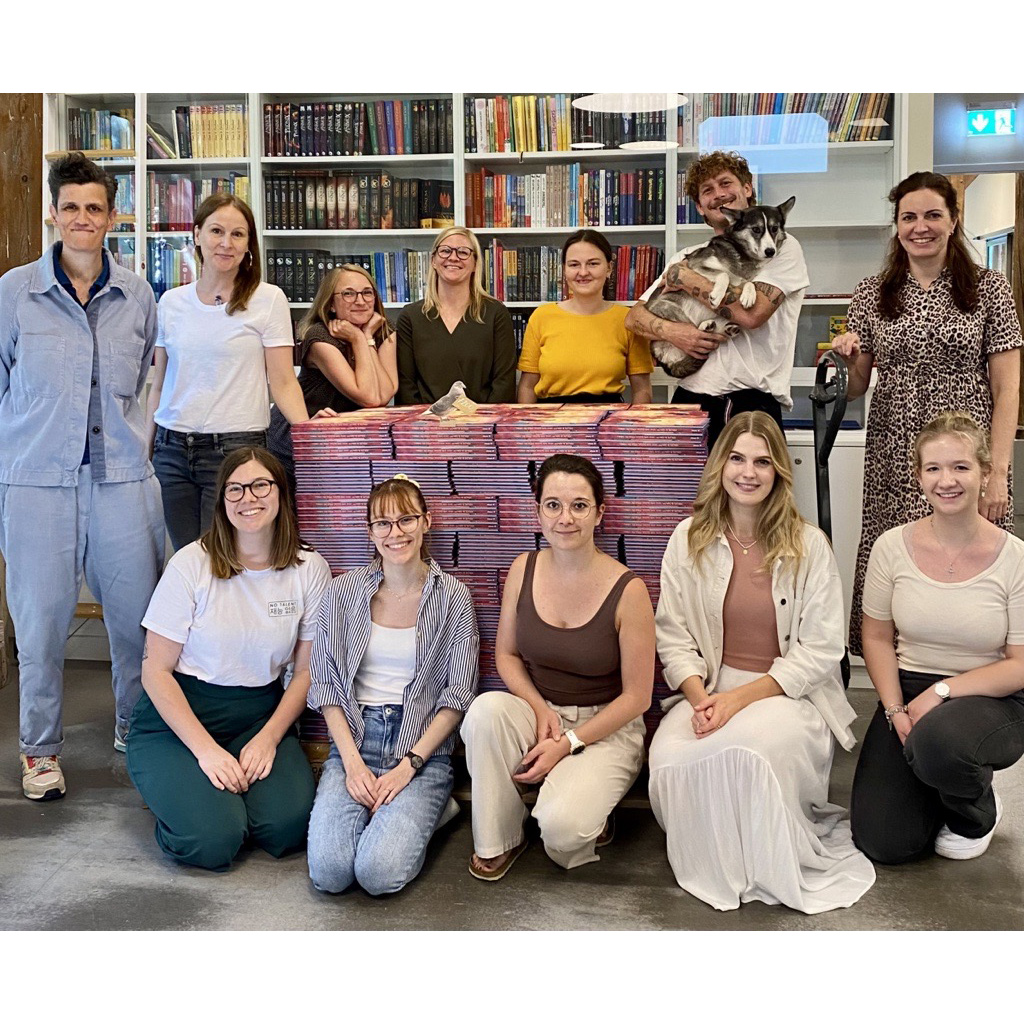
top-left (371, 758), bottom-right (416, 813)
top-left (344, 755), bottom-right (379, 809)
top-left (907, 687), bottom-right (944, 727)
top-left (328, 319), bottom-right (365, 346)
top-left (513, 736), bottom-right (568, 784)
top-left (690, 704), bottom-right (714, 737)
top-left (980, 471), bottom-right (1009, 522)
top-left (238, 729), bottom-right (279, 783)
top-left (362, 312), bottom-right (384, 340)
top-left (196, 744), bottom-right (250, 793)
top-left (533, 704), bottom-right (563, 743)
top-left (830, 330), bottom-right (862, 360)
top-left (891, 710), bottom-right (913, 746)
top-left (311, 407), bottom-right (342, 420)
top-left (691, 690), bottom-right (748, 737)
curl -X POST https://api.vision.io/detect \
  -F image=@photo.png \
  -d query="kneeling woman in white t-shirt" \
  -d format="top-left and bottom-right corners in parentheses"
top-left (126, 447), bottom-right (331, 871)
top-left (306, 475), bottom-right (479, 895)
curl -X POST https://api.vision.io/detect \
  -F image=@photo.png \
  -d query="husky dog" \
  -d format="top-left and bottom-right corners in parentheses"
top-left (647, 196), bottom-right (796, 379)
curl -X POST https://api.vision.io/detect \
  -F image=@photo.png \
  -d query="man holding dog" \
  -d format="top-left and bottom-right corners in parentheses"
top-left (624, 151), bottom-right (808, 449)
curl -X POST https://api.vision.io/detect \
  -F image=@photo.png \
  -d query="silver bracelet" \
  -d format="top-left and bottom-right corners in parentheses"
top-left (884, 703), bottom-right (909, 730)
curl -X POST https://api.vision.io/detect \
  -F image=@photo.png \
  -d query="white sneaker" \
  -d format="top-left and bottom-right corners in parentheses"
top-left (435, 796), bottom-right (460, 831)
top-left (21, 754), bottom-right (66, 801)
top-left (113, 722), bottom-right (129, 753)
top-left (935, 791), bottom-right (1003, 860)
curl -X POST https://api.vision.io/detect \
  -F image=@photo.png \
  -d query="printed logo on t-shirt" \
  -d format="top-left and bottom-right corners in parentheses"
top-left (268, 600), bottom-right (299, 617)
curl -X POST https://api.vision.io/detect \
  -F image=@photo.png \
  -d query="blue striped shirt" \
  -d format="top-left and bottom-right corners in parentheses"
top-left (309, 558), bottom-right (479, 757)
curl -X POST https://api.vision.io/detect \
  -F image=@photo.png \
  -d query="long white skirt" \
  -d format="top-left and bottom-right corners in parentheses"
top-left (648, 666), bottom-right (875, 914)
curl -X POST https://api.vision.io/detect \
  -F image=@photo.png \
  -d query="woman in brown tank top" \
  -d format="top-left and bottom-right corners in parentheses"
top-left (460, 454), bottom-right (654, 880)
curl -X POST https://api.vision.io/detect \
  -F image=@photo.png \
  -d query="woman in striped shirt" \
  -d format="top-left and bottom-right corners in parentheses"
top-left (306, 475), bottom-right (479, 895)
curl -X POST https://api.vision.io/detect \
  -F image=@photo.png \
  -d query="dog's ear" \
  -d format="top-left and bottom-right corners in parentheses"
top-left (718, 205), bottom-right (741, 227)
top-left (777, 196), bottom-right (796, 221)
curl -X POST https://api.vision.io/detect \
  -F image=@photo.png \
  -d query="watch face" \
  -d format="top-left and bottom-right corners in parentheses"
top-left (935, 683), bottom-right (951, 700)
top-left (408, 753), bottom-right (424, 770)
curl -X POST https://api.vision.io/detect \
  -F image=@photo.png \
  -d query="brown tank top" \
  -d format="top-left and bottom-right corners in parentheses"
top-left (516, 550), bottom-right (636, 706)
top-left (721, 534), bottom-right (781, 673)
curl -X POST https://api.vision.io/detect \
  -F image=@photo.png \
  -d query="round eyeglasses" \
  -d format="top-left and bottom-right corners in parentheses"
top-left (434, 245), bottom-right (474, 261)
top-left (537, 498), bottom-right (597, 519)
top-left (368, 513), bottom-right (426, 537)
top-left (225, 478), bottom-right (276, 502)
top-left (335, 288), bottom-right (376, 303)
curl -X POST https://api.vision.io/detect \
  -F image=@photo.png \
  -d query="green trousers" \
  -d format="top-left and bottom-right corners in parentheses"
top-left (126, 672), bottom-right (315, 872)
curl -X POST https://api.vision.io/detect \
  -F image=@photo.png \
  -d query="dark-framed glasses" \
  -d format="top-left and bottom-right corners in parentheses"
top-left (335, 288), bottom-right (376, 303)
top-left (434, 245), bottom-right (474, 260)
top-left (368, 513), bottom-right (426, 537)
top-left (225, 478), bottom-right (276, 502)
top-left (538, 498), bottom-right (597, 519)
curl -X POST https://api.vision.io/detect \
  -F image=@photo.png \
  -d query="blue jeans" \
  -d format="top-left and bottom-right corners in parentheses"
top-left (152, 426), bottom-right (268, 551)
top-left (0, 466), bottom-right (164, 753)
top-left (306, 705), bottom-right (454, 895)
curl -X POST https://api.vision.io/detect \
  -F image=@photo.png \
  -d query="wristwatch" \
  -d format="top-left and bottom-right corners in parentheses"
top-left (564, 729), bottom-right (586, 755)
top-left (405, 751), bottom-right (425, 773)
top-left (934, 682), bottom-right (952, 702)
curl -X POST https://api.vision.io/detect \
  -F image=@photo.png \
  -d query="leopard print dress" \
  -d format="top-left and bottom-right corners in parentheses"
top-left (847, 267), bottom-right (1022, 655)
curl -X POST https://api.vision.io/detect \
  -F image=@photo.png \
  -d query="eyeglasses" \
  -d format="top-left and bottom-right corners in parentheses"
top-left (368, 513), bottom-right (426, 537)
top-left (225, 478), bottom-right (276, 502)
top-left (537, 499), bottom-right (597, 519)
top-left (335, 288), bottom-right (376, 303)
top-left (434, 245), bottom-right (474, 261)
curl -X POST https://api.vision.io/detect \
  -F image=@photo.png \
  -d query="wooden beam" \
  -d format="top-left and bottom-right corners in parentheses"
top-left (0, 93), bottom-right (43, 276)
top-left (948, 172), bottom-right (978, 221)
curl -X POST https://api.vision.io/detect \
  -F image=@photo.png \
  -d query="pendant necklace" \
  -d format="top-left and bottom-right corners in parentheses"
top-left (380, 570), bottom-right (427, 600)
top-left (726, 522), bottom-right (757, 556)
top-left (929, 517), bottom-right (979, 577)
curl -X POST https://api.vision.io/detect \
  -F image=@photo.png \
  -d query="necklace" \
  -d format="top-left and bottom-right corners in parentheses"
top-left (929, 517), bottom-right (979, 577)
top-left (380, 570), bottom-right (427, 600)
top-left (726, 522), bottom-right (757, 556)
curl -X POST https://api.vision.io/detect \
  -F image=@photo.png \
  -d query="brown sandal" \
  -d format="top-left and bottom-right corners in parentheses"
top-left (596, 812), bottom-right (616, 849)
top-left (468, 838), bottom-right (528, 882)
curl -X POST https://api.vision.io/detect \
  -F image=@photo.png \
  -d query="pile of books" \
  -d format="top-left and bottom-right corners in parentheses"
top-left (67, 106), bottom-right (133, 151)
top-left (292, 403), bottom-right (708, 708)
top-left (146, 171), bottom-right (250, 232)
top-left (146, 104), bottom-right (248, 159)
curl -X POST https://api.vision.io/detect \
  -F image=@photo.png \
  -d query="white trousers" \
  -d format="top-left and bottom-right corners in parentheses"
top-left (461, 690), bottom-right (645, 869)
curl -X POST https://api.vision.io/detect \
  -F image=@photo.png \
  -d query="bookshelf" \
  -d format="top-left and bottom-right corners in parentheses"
top-left (43, 91), bottom-right (907, 363)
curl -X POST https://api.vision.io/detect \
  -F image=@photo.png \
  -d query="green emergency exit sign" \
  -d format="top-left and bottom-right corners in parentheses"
top-left (967, 108), bottom-right (1016, 136)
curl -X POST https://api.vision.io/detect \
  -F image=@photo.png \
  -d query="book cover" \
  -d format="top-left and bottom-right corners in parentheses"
top-left (369, 172), bottom-right (381, 231)
top-left (366, 102), bottom-right (380, 155)
top-left (315, 172), bottom-right (327, 231)
top-left (380, 171), bottom-right (394, 230)
top-left (335, 174), bottom-right (349, 229)
top-left (384, 103), bottom-right (397, 155)
top-left (304, 174), bottom-right (317, 230)
top-left (348, 176), bottom-right (360, 230)
top-left (326, 174), bottom-right (337, 231)
top-left (357, 173), bottom-right (370, 230)
top-left (427, 99), bottom-right (438, 154)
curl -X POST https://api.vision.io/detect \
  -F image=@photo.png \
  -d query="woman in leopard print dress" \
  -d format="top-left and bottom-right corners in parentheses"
top-left (833, 171), bottom-right (1022, 655)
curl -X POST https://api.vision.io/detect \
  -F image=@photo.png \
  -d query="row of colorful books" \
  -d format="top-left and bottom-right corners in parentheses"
top-left (480, 242), bottom-right (664, 303)
top-left (146, 237), bottom-right (195, 299)
top-left (146, 172), bottom-right (250, 232)
top-left (265, 248), bottom-right (431, 306)
top-left (160, 104), bottom-right (248, 159)
top-left (111, 173), bottom-right (135, 223)
top-left (262, 99), bottom-right (455, 157)
top-left (465, 166), bottom-right (666, 229)
top-left (463, 94), bottom-right (669, 154)
top-left (67, 107), bottom-right (133, 151)
top-left (263, 171), bottom-right (454, 232)
top-left (677, 92), bottom-right (893, 146)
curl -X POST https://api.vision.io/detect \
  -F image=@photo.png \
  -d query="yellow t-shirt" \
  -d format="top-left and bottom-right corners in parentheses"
top-left (517, 303), bottom-right (654, 399)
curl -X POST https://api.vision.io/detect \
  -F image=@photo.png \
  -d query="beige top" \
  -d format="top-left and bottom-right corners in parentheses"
top-left (862, 524), bottom-right (1024, 676)
top-left (721, 534), bottom-right (782, 673)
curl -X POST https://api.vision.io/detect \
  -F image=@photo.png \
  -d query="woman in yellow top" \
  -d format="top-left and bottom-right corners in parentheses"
top-left (517, 229), bottom-right (654, 404)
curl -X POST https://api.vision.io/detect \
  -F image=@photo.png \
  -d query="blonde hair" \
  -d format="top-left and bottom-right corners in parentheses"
top-left (422, 227), bottom-right (491, 324)
top-left (297, 264), bottom-right (391, 345)
top-left (914, 410), bottom-right (993, 474)
top-left (687, 412), bottom-right (805, 575)
top-left (367, 476), bottom-right (431, 562)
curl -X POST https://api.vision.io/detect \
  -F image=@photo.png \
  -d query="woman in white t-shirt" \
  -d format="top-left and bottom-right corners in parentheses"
top-left (851, 411), bottom-right (1024, 864)
top-left (306, 475), bottom-right (479, 895)
top-left (146, 194), bottom-right (315, 551)
top-left (125, 447), bottom-right (331, 871)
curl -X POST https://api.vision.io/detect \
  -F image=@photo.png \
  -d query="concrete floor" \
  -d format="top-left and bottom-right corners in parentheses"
top-left (1, 661), bottom-right (1022, 931)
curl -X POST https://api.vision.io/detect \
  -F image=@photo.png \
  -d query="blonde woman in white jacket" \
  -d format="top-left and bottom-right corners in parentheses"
top-left (649, 411), bottom-right (875, 914)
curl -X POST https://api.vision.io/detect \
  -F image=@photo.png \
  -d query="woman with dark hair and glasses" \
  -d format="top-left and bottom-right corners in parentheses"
top-left (268, 264), bottom-right (398, 497)
top-left (517, 229), bottom-right (653, 404)
top-left (146, 194), bottom-right (314, 550)
top-left (396, 226), bottom-right (516, 405)
top-left (305, 475), bottom-right (479, 895)
top-left (461, 454), bottom-right (654, 880)
top-left (125, 447), bottom-right (331, 871)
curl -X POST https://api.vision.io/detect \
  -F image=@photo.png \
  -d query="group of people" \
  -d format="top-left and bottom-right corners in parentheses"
top-left (1, 148), bottom-right (1022, 915)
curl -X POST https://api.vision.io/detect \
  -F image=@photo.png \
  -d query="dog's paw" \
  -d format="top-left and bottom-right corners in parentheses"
top-left (697, 319), bottom-right (718, 333)
top-left (724, 322), bottom-right (742, 337)
top-left (740, 282), bottom-right (757, 309)
top-left (709, 274), bottom-right (729, 307)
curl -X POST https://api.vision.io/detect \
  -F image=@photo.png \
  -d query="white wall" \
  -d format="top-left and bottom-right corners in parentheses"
top-left (963, 172), bottom-right (1014, 263)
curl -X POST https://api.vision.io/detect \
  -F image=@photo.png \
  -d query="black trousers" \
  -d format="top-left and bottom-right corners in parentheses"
top-left (671, 385), bottom-right (784, 455)
top-left (850, 669), bottom-right (1024, 864)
